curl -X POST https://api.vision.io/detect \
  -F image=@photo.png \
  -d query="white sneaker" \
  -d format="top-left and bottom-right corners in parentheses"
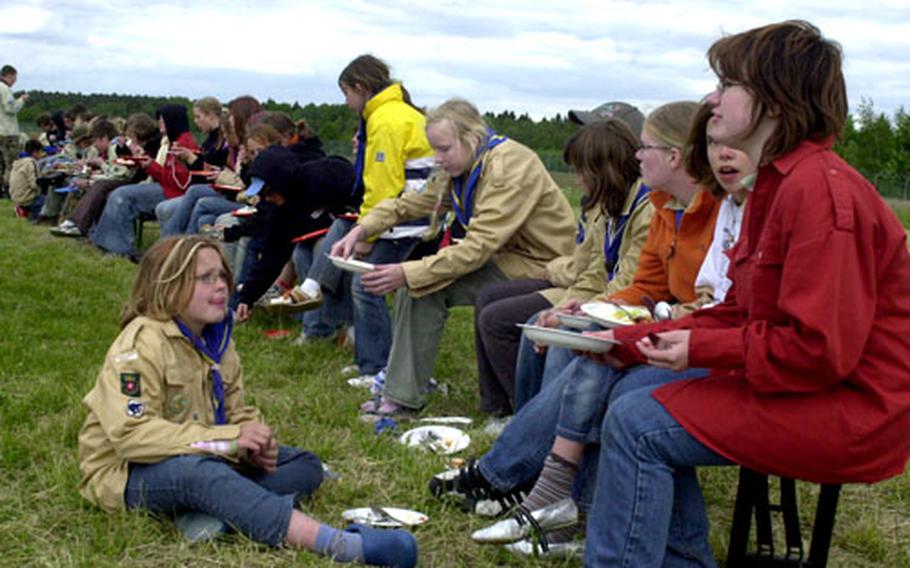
top-left (483, 416), bottom-right (512, 437)
top-left (58, 220), bottom-right (76, 230)
top-left (346, 374), bottom-right (376, 389)
top-left (340, 364), bottom-right (361, 378)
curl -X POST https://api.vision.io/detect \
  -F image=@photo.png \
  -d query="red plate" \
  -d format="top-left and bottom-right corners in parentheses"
top-left (260, 329), bottom-right (291, 339)
top-left (232, 207), bottom-right (257, 217)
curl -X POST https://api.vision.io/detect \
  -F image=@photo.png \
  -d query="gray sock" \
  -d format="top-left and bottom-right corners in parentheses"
top-left (521, 452), bottom-right (579, 512)
top-left (315, 525), bottom-right (365, 564)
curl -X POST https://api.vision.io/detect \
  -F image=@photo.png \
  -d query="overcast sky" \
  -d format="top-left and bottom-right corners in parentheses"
top-left (2, 0), bottom-right (908, 120)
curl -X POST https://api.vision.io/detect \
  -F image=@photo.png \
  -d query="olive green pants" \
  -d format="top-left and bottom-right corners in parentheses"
top-left (383, 262), bottom-right (507, 410)
top-left (0, 135), bottom-right (20, 195)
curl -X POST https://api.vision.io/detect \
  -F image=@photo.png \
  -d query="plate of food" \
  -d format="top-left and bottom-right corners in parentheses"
top-left (342, 506), bottom-right (429, 528)
top-left (517, 324), bottom-right (619, 353)
top-left (115, 158), bottom-right (137, 167)
top-left (557, 313), bottom-right (598, 330)
top-left (581, 302), bottom-right (652, 328)
top-left (232, 206), bottom-right (257, 217)
top-left (399, 425), bottom-right (470, 455)
top-left (328, 255), bottom-right (376, 274)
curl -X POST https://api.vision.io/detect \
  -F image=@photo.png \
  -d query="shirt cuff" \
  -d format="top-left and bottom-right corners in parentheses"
top-left (688, 327), bottom-right (744, 368)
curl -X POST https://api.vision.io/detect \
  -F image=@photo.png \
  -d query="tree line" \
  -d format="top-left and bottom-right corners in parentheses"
top-left (16, 91), bottom-right (910, 199)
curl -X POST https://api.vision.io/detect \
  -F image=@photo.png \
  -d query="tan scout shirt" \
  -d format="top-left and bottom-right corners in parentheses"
top-left (9, 156), bottom-right (39, 206)
top-left (357, 139), bottom-right (576, 297)
top-left (78, 317), bottom-right (260, 512)
top-left (539, 180), bottom-right (655, 306)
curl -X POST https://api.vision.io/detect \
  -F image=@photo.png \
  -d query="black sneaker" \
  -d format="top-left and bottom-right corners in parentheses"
top-left (429, 458), bottom-right (531, 515)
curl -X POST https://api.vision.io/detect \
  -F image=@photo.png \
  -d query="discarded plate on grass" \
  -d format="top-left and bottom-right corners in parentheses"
top-left (342, 506), bottom-right (428, 528)
top-left (400, 425), bottom-right (470, 455)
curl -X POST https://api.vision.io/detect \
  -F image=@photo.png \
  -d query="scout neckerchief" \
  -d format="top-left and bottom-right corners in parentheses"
top-left (451, 129), bottom-right (508, 230)
top-left (604, 183), bottom-right (652, 280)
top-left (175, 312), bottom-right (233, 425)
top-left (351, 118), bottom-right (367, 197)
top-left (575, 195), bottom-right (591, 244)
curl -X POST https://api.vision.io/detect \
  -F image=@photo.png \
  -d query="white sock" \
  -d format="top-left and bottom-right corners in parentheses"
top-left (299, 278), bottom-right (321, 298)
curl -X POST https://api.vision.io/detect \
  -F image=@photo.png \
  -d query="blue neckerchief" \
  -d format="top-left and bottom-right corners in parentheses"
top-left (674, 209), bottom-right (684, 232)
top-left (576, 195), bottom-right (591, 244)
top-left (351, 118), bottom-right (367, 197)
top-left (451, 129), bottom-right (508, 229)
top-left (174, 313), bottom-right (233, 425)
top-left (604, 183), bottom-right (652, 280)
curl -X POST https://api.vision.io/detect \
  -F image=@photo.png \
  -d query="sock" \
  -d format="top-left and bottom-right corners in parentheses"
top-left (299, 278), bottom-right (321, 298)
top-left (521, 452), bottom-right (579, 512)
top-left (315, 524), bottom-right (365, 564)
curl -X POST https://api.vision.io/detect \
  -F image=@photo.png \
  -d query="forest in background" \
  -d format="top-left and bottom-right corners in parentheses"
top-left (16, 90), bottom-right (910, 199)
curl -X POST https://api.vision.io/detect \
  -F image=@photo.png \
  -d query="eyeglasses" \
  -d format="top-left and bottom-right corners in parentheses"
top-left (638, 144), bottom-right (673, 152)
top-left (716, 78), bottom-right (742, 94)
top-left (194, 270), bottom-right (230, 285)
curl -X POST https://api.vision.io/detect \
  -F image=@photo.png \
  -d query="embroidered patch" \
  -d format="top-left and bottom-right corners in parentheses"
top-left (168, 393), bottom-right (188, 417)
top-left (120, 372), bottom-right (141, 396)
top-left (125, 399), bottom-right (145, 418)
top-left (375, 151), bottom-right (385, 162)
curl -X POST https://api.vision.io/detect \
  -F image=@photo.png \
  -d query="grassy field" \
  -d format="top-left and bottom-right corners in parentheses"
top-left (1, 188), bottom-right (909, 567)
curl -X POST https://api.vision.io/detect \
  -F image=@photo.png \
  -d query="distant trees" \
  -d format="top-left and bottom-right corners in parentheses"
top-left (15, 91), bottom-right (910, 199)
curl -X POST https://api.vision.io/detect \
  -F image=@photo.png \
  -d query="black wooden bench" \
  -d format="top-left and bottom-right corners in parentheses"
top-left (726, 468), bottom-right (842, 567)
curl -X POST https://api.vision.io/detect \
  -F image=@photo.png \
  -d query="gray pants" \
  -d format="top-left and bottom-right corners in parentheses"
top-left (0, 135), bottom-right (20, 194)
top-left (383, 262), bottom-right (507, 409)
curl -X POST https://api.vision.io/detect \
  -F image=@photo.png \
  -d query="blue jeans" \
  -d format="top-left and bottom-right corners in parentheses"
top-left (156, 184), bottom-right (219, 237)
top-left (585, 380), bottom-right (731, 567)
top-left (189, 195), bottom-right (240, 233)
top-left (90, 182), bottom-right (165, 255)
top-left (480, 355), bottom-right (707, 510)
top-left (292, 240), bottom-right (352, 337)
top-left (308, 218), bottom-right (418, 375)
top-left (513, 333), bottom-right (580, 411)
top-left (124, 446), bottom-right (323, 547)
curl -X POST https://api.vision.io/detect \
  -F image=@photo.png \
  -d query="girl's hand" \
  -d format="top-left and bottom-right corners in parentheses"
top-left (353, 241), bottom-right (374, 258)
top-left (251, 437), bottom-right (279, 473)
top-left (361, 264), bottom-right (406, 295)
top-left (577, 329), bottom-right (625, 367)
top-left (235, 303), bottom-right (251, 322)
top-left (330, 225), bottom-right (366, 259)
top-left (237, 421), bottom-right (273, 454)
top-left (636, 329), bottom-right (690, 371)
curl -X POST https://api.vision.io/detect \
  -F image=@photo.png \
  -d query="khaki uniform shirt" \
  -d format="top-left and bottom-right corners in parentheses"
top-left (358, 139), bottom-right (576, 297)
top-left (539, 180), bottom-right (655, 306)
top-left (78, 317), bottom-right (260, 512)
top-left (10, 156), bottom-right (39, 206)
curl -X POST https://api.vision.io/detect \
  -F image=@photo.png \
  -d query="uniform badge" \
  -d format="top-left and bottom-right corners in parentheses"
top-left (168, 393), bottom-right (188, 417)
top-left (120, 372), bottom-right (141, 396)
top-left (125, 399), bottom-right (145, 418)
top-left (375, 151), bottom-right (385, 162)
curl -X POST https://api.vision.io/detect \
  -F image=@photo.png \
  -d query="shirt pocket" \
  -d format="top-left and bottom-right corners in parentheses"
top-left (749, 245), bottom-right (786, 322)
top-left (163, 370), bottom-right (196, 422)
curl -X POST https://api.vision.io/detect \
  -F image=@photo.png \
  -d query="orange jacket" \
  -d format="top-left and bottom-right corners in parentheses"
top-left (606, 188), bottom-right (719, 309)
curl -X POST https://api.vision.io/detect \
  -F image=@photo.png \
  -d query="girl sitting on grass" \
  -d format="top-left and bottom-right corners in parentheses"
top-left (77, 235), bottom-right (416, 567)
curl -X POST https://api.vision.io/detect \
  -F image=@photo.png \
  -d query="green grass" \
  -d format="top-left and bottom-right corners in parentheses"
top-left (1, 199), bottom-right (909, 567)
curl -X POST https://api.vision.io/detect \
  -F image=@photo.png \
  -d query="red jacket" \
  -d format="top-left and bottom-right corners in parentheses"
top-left (615, 138), bottom-right (910, 484)
top-left (145, 131), bottom-right (198, 199)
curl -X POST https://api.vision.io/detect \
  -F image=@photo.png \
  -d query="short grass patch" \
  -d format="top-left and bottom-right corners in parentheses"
top-left (1, 200), bottom-right (908, 566)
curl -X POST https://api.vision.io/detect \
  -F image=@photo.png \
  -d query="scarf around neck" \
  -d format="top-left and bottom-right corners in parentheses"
top-left (174, 312), bottom-right (234, 425)
top-left (451, 129), bottom-right (508, 229)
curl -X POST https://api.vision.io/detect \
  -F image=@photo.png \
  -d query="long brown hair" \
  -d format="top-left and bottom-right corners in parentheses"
top-left (120, 236), bottom-right (233, 329)
top-left (339, 54), bottom-right (420, 112)
top-left (227, 96), bottom-right (263, 149)
top-left (707, 20), bottom-right (847, 162)
top-left (563, 119), bottom-right (641, 218)
top-left (685, 103), bottom-right (724, 197)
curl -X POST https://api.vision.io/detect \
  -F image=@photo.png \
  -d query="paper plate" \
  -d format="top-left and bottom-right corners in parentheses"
top-left (190, 169), bottom-right (217, 177)
top-left (557, 313), bottom-right (597, 330)
top-left (328, 255), bottom-right (376, 274)
top-left (342, 507), bottom-right (429, 528)
top-left (517, 324), bottom-right (619, 353)
top-left (232, 206), bottom-right (257, 217)
top-left (581, 302), bottom-right (652, 328)
top-left (212, 183), bottom-right (243, 192)
top-left (418, 416), bottom-right (473, 426)
top-left (115, 158), bottom-right (136, 166)
top-left (399, 425), bottom-right (470, 455)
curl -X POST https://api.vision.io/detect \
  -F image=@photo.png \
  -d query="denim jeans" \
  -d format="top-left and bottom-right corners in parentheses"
top-left (480, 355), bottom-right (707, 510)
top-left (90, 182), bottom-right (165, 255)
top-left (124, 446), bottom-right (323, 547)
top-left (156, 184), bottom-right (219, 237)
top-left (292, 240), bottom-right (352, 337)
top-left (188, 196), bottom-right (240, 233)
top-left (585, 381), bottom-right (730, 567)
top-left (513, 332), bottom-right (579, 411)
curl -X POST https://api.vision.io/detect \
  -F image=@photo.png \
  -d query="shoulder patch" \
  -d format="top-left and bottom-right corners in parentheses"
top-left (375, 151), bottom-right (385, 163)
top-left (120, 372), bottom-right (141, 396)
top-left (125, 399), bottom-right (145, 418)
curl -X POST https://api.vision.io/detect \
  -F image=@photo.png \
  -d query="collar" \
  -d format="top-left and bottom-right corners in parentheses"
top-left (618, 178), bottom-right (646, 216)
top-left (768, 136), bottom-right (834, 176)
top-left (363, 83), bottom-right (404, 121)
top-left (650, 187), bottom-right (713, 214)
